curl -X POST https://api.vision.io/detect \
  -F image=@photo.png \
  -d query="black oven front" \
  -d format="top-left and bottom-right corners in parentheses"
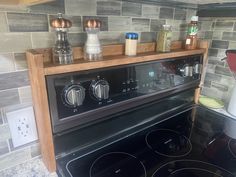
top-left (46, 55), bottom-right (203, 134)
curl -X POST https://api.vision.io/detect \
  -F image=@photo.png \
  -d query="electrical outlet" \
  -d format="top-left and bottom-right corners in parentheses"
top-left (6, 107), bottom-right (38, 148)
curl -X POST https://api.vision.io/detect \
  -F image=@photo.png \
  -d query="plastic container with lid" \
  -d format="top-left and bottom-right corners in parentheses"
top-left (185, 16), bottom-right (199, 50)
top-left (125, 33), bottom-right (138, 56)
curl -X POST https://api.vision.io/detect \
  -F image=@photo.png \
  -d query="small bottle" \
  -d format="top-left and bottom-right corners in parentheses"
top-left (125, 33), bottom-right (138, 56)
top-left (156, 25), bottom-right (172, 52)
top-left (185, 16), bottom-right (199, 50)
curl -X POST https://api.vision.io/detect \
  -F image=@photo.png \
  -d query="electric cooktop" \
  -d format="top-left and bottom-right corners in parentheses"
top-left (57, 106), bottom-right (236, 177)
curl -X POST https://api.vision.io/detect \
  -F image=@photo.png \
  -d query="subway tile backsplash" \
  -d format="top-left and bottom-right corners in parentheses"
top-left (199, 17), bottom-right (236, 103)
top-left (0, 0), bottom-right (199, 174)
top-left (7, 13), bottom-right (48, 32)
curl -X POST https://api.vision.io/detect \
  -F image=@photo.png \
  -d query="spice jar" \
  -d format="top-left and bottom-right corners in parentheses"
top-left (156, 25), bottom-right (172, 52)
top-left (125, 33), bottom-right (138, 56)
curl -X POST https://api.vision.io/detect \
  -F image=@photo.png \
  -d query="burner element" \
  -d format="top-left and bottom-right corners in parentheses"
top-left (146, 129), bottom-right (192, 157)
top-left (152, 160), bottom-right (235, 177)
top-left (89, 152), bottom-right (146, 177)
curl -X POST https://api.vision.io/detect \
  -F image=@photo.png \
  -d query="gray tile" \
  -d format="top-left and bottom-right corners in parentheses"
top-left (205, 72), bottom-right (222, 82)
top-left (31, 32), bottom-right (54, 49)
top-left (211, 40), bottom-right (229, 49)
top-left (205, 31), bottom-right (213, 39)
top-left (159, 7), bottom-right (174, 19)
top-left (0, 53), bottom-right (15, 74)
top-left (174, 8), bottom-right (186, 20)
top-left (83, 16), bottom-right (108, 31)
top-left (108, 17), bottom-right (131, 31)
top-left (211, 82), bottom-right (229, 92)
top-left (171, 31), bottom-right (186, 41)
top-left (142, 4), bottom-right (159, 18)
top-left (208, 58), bottom-right (225, 66)
top-left (122, 2), bottom-right (142, 17)
top-left (14, 53), bottom-right (28, 71)
top-left (97, 1), bottom-right (121, 16)
top-left (141, 32), bottom-right (157, 43)
top-left (213, 21), bottom-right (234, 30)
top-left (0, 33), bottom-right (31, 53)
top-left (49, 15), bottom-right (82, 32)
top-left (18, 86), bottom-right (32, 104)
top-left (0, 141), bottom-right (9, 156)
top-left (65, 0), bottom-right (96, 16)
top-left (208, 49), bottom-right (218, 57)
top-left (0, 71), bottom-right (29, 91)
top-left (99, 32), bottom-right (125, 45)
top-left (29, 0), bottom-right (65, 14)
top-left (229, 41), bottom-right (236, 49)
top-left (166, 19), bottom-right (187, 31)
top-left (0, 124), bottom-right (11, 141)
top-left (132, 18), bottom-right (150, 32)
top-left (68, 33), bottom-right (86, 47)
top-left (212, 31), bottom-right (222, 40)
top-left (0, 12), bottom-right (8, 32)
top-left (31, 143), bottom-right (41, 158)
top-left (150, 19), bottom-right (165, 32)
top-left (222, 32), bottom-right (236, 41)
top-left (201, 87), bottom-right (225, 101)
top-left (204, 80), bottom-right (211, 88)
top-left (206, 63), bottom-right (216, 73)
top-left (0, 148), bottom-right (31, 171)
top-left (7, 13), bottom-right (48, 32)
top-left (215, 65), bottom-right (232, 77)
top-left (199, 21), bottom-right (213, 31)
top-left (217, 49), bottom-right (228, 59)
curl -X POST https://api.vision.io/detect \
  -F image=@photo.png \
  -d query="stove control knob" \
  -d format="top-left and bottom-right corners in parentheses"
top-left (91, 79), bottom-right (110, 100)
top-left (64, 84), bottom-right (85, 107)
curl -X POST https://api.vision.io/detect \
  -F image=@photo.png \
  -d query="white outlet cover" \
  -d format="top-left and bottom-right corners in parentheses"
top-left (6, 107), bottom-right (38, 148)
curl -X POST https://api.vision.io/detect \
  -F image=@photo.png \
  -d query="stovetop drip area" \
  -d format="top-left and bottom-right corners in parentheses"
top-left (56, 103), bottom-right (236, 177)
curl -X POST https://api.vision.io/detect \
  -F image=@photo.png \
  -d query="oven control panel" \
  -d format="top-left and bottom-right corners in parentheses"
top-left (46, 54), bottom-right (203, 133)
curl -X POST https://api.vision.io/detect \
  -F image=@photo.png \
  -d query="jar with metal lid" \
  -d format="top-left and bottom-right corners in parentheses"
top-left (125, 33), bottom-right (138, 56)
top-left (156, 25), bottom-right (172, 52)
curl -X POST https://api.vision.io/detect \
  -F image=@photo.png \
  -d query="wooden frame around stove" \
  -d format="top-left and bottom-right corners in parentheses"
top-left (26, 40), bottom-right (209, 172)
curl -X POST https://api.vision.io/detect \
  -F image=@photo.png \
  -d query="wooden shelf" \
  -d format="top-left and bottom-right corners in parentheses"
top-left (44, 49), bottom-right (206, 75)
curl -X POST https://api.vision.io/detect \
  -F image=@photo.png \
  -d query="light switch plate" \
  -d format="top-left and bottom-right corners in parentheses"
top-left (6, 107), bottom-right (38, 148)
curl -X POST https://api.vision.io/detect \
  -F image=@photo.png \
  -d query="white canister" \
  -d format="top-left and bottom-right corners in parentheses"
top-left (125, 33), bottom-right (138, 56)
top-left (228, 85), bottom-right (236, 118)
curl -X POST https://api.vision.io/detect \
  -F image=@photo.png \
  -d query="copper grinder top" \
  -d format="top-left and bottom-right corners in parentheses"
top-left (50, 13), bottom-right (72, 29)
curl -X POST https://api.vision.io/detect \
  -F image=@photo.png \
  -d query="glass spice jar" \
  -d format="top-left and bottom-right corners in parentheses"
top-left (156, 25), bottom-right (172, 52)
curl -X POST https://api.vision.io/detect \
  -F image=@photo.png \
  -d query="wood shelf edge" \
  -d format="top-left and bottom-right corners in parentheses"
top-left (44, 49), bottom-right (206, 75)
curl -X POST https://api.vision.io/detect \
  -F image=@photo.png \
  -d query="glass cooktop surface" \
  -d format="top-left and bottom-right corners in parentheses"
top-left (57, 106), bottom-right (236, 177)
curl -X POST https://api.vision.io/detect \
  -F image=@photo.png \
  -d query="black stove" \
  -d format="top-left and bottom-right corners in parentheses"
top-left (56, 103), bottom-right (236, 177)
top-left (46, 54), bottom-right (235, 177)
